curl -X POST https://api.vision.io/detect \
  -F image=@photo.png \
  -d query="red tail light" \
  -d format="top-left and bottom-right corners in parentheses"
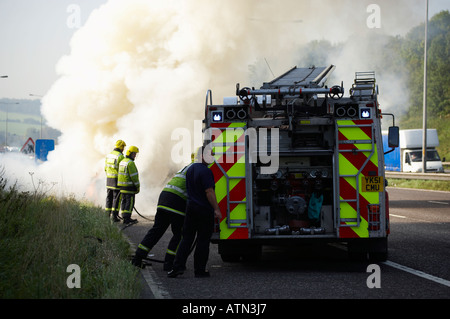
top-left (368, 204), bottom-right (381, 231)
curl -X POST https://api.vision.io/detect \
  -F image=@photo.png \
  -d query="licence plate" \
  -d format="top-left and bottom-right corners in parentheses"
top-left (361, 176), bottom-right (384, 192)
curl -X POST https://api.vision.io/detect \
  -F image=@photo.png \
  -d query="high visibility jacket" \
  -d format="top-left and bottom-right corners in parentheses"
top-left (162, 163), bottom-right (192, 200)
top-left (105, 149), bottom-right (124, 190)
top-left (118, 157), bottom-right (140, 194)
top-left (158, 163), bottom-right (193, 216)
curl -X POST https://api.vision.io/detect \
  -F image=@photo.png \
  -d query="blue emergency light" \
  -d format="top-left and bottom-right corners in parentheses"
top-left (359, 107), bottom-right (372, 119)
top-left (211, 110), bottom-right (223, 123)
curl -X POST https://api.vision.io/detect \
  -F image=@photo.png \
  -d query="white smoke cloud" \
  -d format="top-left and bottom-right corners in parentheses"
top-left (1, 0), bottom-right (431, 215)
top-left (40, 0), bottom-right (278, 213)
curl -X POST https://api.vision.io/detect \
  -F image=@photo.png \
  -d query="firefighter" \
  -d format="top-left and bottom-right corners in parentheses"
top-left (105, 139), bottom-right (126, 222)
top-left (168, 146), bottom-right (221, 278)
top-left (131, 158), bottom-right (194, 270)
top-left (118, 145), bottom-right (140, 225)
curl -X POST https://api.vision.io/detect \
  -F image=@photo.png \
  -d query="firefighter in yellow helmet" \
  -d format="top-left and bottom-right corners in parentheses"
top-left (118, 145), bottom-right (140, 224)
top-left (105, 140), bottom-right (126, 222)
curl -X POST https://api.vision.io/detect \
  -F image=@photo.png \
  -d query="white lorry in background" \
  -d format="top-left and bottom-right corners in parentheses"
top-left (383, 129), bottom-right (444, 173)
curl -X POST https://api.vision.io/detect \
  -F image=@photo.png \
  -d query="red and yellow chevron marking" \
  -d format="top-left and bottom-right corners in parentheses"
top-left (209, 122), bottom-right (248, 240)
top-left (337, 120), bottom-right (381, 239)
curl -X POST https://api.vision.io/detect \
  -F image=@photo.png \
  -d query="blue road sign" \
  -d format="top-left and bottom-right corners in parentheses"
top-left (35, 139), bottom-right (55, 162)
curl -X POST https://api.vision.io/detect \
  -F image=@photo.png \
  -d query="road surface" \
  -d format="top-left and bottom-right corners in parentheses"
top-left (124, 186), bottom-right (449, 306)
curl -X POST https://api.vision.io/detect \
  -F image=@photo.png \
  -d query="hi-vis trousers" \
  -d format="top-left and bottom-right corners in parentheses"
top-left (120, 192), bottom-right (135, 220)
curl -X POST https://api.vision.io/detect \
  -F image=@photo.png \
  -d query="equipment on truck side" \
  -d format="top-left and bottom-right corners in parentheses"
top-left (202, 65), bottom-right (396, 262)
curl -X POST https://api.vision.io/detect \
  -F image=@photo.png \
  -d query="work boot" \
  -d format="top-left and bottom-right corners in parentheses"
top-left (111, 212), bottom-right (120, 223)
top-left (194, 270), bottom-right (210, 278)
top-left (123, 217), bottom-right (138, 225)
top-left (167, 268), bottom-right (184, 278)
top-left (163, 254), bottom-right (175, 271)
top-left (163, 262), bottom-right (172, 271)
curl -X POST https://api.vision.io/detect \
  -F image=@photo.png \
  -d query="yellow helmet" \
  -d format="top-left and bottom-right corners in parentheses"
top-left (115, 140), bottom-right (126, 150)
top-left (191, 147), bottom-right (201, 163)
top-left (126, 146), bottom-right (139, 157)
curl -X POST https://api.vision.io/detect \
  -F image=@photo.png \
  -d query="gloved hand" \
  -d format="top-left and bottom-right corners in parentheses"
top-left (131, 256), bottom-right (145, 269)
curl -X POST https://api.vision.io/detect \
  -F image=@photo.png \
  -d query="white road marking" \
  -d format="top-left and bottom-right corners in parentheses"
top-left (382, 261), bottom-right (450, 288)
top-left (141, 267), bottom-right (172, 299)
top-left (391, 214), bottom-right (435, 223)
top-left (428, 201), bottom-right (449, 205)
top-left (122, 231), bottom-right (171, 299)
top-left (331, 243), bottom-right (450, 288)
top-left (390, 214), bottom-right (407, 219)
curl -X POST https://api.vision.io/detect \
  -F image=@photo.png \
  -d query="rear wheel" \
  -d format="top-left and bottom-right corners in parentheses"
top-left (369, 250), bottom-right (388, 262)
top-left (218, 241), bottom-right (262, 262)
top-left (348, 237), bottom-right (388, 262)
top-left (242, 245), bottom-right (262, 262)
top-left (220, 253), bottom-right (241, 262)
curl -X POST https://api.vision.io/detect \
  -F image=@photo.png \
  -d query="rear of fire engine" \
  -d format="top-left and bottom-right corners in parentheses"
top-left (204, 65), bottom-right (395, 262)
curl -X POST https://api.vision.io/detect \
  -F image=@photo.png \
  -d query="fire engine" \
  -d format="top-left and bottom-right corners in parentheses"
top-left (203, 65), bottom-right (398, 262)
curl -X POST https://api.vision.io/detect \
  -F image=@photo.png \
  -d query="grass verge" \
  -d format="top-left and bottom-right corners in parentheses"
top-left (0, 171), bottom-right (142, 299)
top-left (387, 178), bottom-right (450, 192)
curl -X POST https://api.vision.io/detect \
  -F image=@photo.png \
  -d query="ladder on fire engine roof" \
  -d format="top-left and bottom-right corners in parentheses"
top-left (211, 127), bottom-right (248, 229)
top-left (336, 120), bottom-right (375, 228)
top-left (350, 71), bottom-right (377, 99)
top-left (262, 65), bottom-right (335, 89)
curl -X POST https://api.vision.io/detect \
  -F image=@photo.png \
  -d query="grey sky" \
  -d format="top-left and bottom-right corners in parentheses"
top-left (0, 0), bottom-right (107, 99)
top-left (0, 0), bottom-right (449, 100)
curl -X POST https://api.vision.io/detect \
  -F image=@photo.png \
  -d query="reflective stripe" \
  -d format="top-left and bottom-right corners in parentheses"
top-left (107, 153), bottom-right (119, 159)
top-left (157, 205), bottom-right (186, 216)
top-left (209, 122), bottom-right (248, 240)
top-left (106, 153), bottom-right (120, 168)
top-left (337, 120), bottom-right (379, 239)
top-left (118, 158), bottom-right (139, 191)
top-left (166, 249), bottom-right (176, 256)
top-left (120, 195), bottom-right (134, 214)
top-left (120, 189), bottom-right (138, 194)
top-left (162, 163), bottom-right (192, 200)
top-left (138, 244), bottom-right (150, 252)
top-left (164, 184), bottom-right (187, 197)
top-left (105, 151), bottom-right (124, 180)
top-left (119, 162), bottom-right (128, 170)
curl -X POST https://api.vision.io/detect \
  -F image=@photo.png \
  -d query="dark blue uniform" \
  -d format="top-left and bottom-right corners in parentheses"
top-left (170, 163), bottom-right (216, 277)
top-left (186, 163), bottom-right (215, 208)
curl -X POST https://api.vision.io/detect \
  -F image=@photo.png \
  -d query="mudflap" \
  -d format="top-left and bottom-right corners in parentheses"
top-left (218, 240), bottom-right (262, 262)
top-left (347, 237), bottom-right (388, 262)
